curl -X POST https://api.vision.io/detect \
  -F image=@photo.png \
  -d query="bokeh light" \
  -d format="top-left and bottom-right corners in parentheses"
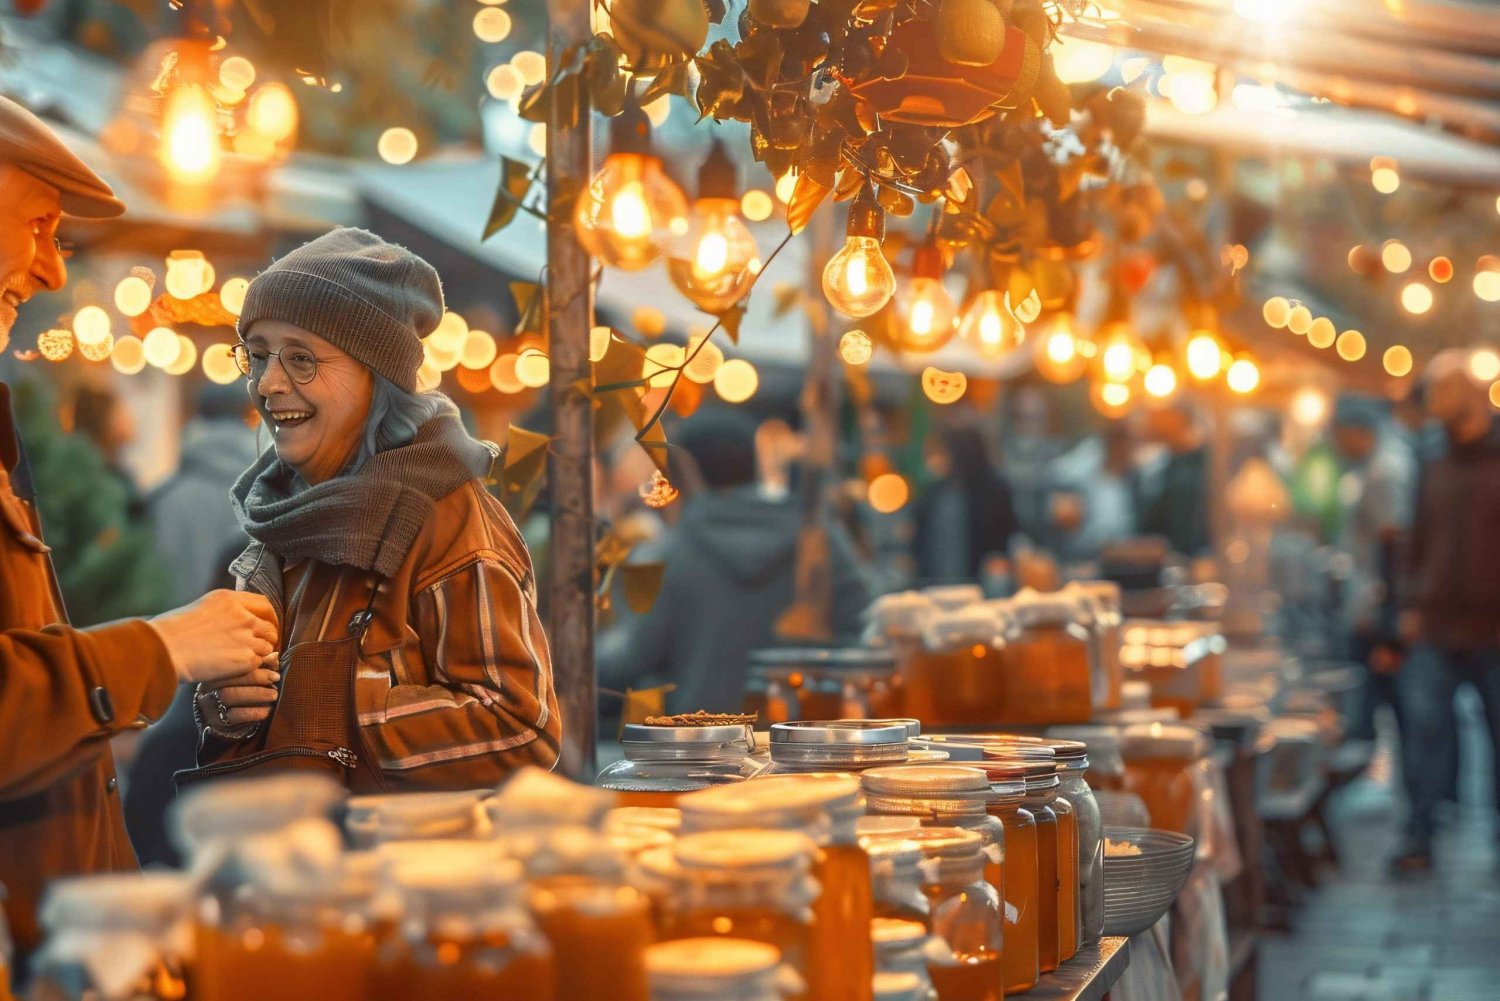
top-left (1335, 330), bottom-right (1366, 361)
top-left (741, 190), bottom-right (774, 222)
top-left (1143, 362), bottom-right (1178, 398)
top-left (839, 330), bottom-right (873, 365)
top-left (1383, 344), bottom-right (1413, 377)
top-left (515, 349), bottom-right (551, 388)
top-left (202, 343), bottom-right (241, 384)
top-left (1262, 297), bottom-right (1290, 328)
top-left (1307, 316), bottom-right (1336, 349)
top-left (73, 305), bottom-right (111, 346)
top-left (219, 277), bottom-right (250, 316)
top-left (1400, 282), bottom-right (1433, 314)
top-left (1287, 305), bottom-right (1312, 335)
top-left (111, 336), bottom-right (147, 375)
top-left (713, 358), bottom-right (759, 402)
top-left (114, 276), bottom-right (153, 317)
top-left (1226, 357), bottom-right (1260, 394)
top-left (1381, 241), bottom-right (1412, 273)
top-left (143, 327), bottom-right (182, 369)
top-left (473, 8), bottom-right (512, 42)
top-left (378, 127), bottom-right (418, 165)
top-left (1469, 348), bottom-right (1500, 383)
top-left (868, 473), bottom-right (909, 514)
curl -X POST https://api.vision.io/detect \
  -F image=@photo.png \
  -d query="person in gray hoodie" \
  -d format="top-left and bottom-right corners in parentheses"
top-left (597, 408), bottom-right (872, 715)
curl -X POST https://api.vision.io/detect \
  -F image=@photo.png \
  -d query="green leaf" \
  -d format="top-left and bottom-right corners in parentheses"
top-left (483, 157), bottom-right (537, 241)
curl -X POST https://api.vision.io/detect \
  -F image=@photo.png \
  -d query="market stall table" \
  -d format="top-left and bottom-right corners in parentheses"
top-left (1024, 936), bottom-right (1131, 1001)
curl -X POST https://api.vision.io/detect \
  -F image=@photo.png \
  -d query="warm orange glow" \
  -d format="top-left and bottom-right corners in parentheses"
top-left (714, 358), bottom-right (759, 402)
top-left (111, 336), bottom-right (147, 375)
top-left (868, 473), bottom-right (910, 514)
top-left (378, 127), bottom-right (419, 165)
top-left (1143, 362), bottom-right (1177, 398)
top-left (1262, 297), bottom-right (1290, 328)
top-left (160, 84), bottom-right (220, 184)
top-left (1184, 332), bottom-right (1223, 380)
top-left (1336, 330), bottom-right (1366, 361)
top-left (1400, 282), bottom-right (1433, 315)
top-left (1383, 345), bottom-right (1413, 377)
top-left (114, 276), bottom-right (153, 317)
top-left (73, 306), bottom-right (111, 347)
top-left (1307, 317), bottom-right (1336, 349)
top-left (1226, 357), bottom-right (1259, 394)
top-left (1381, 241), bottom-right (1412, 274)
top-left (838, 330), bottom-right (873, 365)
top-left (248, 83), bottom-right (298, 143)
top-left (202, 343), bottom-right (241, 384)
top-left (741, 190), bottom-right (774, 222)
top-left (460, 330), bottom-right (498, 370)
top-left (219, 277), bottom-right (250, 316)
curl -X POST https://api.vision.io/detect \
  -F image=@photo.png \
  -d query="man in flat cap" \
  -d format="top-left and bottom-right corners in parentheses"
top-left (0, 95), bottom-right (281, 967)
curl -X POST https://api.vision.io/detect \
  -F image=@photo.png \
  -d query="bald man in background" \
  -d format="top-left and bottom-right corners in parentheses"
top-left (0, 96), bottom-right (279, 966)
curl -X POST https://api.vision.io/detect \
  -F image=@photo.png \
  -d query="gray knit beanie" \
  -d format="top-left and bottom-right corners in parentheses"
top-left (237, 227), bottom-right (442, 393)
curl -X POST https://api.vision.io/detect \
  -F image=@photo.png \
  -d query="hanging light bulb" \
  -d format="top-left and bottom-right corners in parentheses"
top-left (574, 99), bottom-right (688, 271)
top-left (1033, 314), bottom-right (1088, 383)
top-left (1143, 360), bottom-right (1179, 399)
top-left (160, 82), bottom-right (221, 185)
top-left (1184, 331), bottom-right (1224, 380)
top-left (957, 290), bottom-right (1023, 360)
top-left (892, 233), bottom-right (956, 354)
top-left (1094, 322), bottom-right (1148, 383)
top-left (667, 141), bottom-right (759, 313)
top-left (822, 185), bottom-right (895, 317)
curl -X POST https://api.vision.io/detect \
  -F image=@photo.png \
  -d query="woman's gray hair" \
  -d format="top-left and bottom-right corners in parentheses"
top-left (347, 375), bottom-right (454, 472)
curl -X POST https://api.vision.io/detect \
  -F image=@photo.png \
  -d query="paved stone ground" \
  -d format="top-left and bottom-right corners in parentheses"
top-left (1257, 690), bottom-right (1500, 1001)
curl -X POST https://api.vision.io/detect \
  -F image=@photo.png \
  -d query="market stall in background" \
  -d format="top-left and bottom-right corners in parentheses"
top-left (1, 0), bottom-right (1498, 998)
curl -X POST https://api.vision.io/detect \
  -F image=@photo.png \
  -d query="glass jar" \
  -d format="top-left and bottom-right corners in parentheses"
top-left (890, 828), bottom-right (1004, 1001)
top-left (171, 773), bottom-right (346, 863)
top-left (597, 724), bottom-right (759, 808)
top-left (1120, 722), bottom-right (1210, 836)
top-left (866, 591), bottom-right (940, 721)
top-left (863, 840), bottom-right (929, 925)
top-left (1064, 581), bottom-right (1124, 711)
top-left (748, 648), bottom-right (902, 722)
top-left (195, 823), bottom-right (376, 1001)
top-left (1004, 741), bottom-right (1082, 963)
top-left (762, 721), bottom-right (910, 774)
top-left (994, 589), bottom-right (1095, 724)
top-left (606, 806), bottom-right (683, 836)
top-left (645, 937), bottom-right (785, 1001)
top-left (1031, 738), bottom-right (1103, 946)
top-left (28, 874), bottom-right (192, 1001)
top-left (679, 774), bottom-right (875, 1001)
top-left (526, 829), bottom-right (653, 1001)
top-left (377, 843), bottom-right (554, 1001)
top-left (917, 605), bottom-right (1008, 727)
top-left (871, 918), bottom-right (938, 1001)
top-left (344, 791), bottom-right (486, 847)
top-left (874, 971), bottom-right (933, 1001)
top-left (644, 830), bottom-right (818, 1000)
top-left (859, 765), bottom-right (1006, 904)
top-left (983, 742), bottom-right (1069, 974)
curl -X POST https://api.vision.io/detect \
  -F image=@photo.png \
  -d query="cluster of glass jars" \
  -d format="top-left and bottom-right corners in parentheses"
top-left (23, 720), bottom-right (1109, 1001)
top-left (866, 582), bottom-right (1127, 728)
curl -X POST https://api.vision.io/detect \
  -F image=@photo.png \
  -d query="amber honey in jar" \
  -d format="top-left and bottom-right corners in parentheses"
top-left (525, 827), bottom-right (654, 1001)
top-left (869, 828), bottom-right (1003, 1001)
top-left (28, 873), bottom-right (193, 1001)
top-left (1064, 581), bottom-right (1125, 712)
top-left (644, 830), bottom-right (817, 998)
top-left (994, 589), bottom-right (1095, 724)
top-left (866, 590), bottom-right (944, 721)
top-left (749, 648), bottom-right (902, 722)
top-left (679, 771), bottom-right (878, 1001)
top-left (645, 937), bottom-right (785, 1001)
top-left (376, 843), bottom-right (554, 1001)
top-left (918, 605), bottom-right (1009, 726)
top-left (1120, 722), bottom-right (1210, 836)
top-left (871, 917), bottom-right (938, 995)
top-left (597, 723), bottom-right (758, 808)
top-left (862, 839), bottom-right (930, 926)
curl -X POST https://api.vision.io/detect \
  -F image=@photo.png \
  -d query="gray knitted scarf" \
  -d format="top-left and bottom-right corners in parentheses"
top-left (230, 406), bottom-right (498, 578)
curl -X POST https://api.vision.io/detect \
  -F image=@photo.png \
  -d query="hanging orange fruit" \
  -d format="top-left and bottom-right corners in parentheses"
top-left (936, 0), bottom-right (1006, 67)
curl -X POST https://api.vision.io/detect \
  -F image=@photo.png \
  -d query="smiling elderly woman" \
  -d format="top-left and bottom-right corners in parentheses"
top-left (178, 227), bottom-right (560, 791)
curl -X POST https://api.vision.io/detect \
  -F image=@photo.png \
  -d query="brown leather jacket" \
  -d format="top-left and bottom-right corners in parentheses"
top-left (0, 384), bottom-right (177, 960)
top-left (190, 476), bottom-right (561, 788)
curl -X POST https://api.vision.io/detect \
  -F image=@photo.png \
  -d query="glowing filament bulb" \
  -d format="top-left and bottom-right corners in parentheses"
top-left (910, 298), bottom-right (934, 335)
top-left (161, 84), bottom-right (220, 184)
top-left (822, 237), bottom-right (894, 317)
top-left (610, 182), bottom-right (650, 239)
top-left (694, 231), bottom-right (729, 279)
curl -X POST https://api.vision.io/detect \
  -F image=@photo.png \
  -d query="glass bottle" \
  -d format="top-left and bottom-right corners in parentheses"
top-left (597, 723), bottom-right (758, 808)
top-left (918, 605), bottom-right (1009, 727)
top-left (994, 589), bottom-right (1095, 724)
top-left (645, 937), bottom-right (786, 1001)
top-left (525, 828), bottom-right (654, 1001)
top-left (1065, 581), bottom-right (1124, 710)
top-left (982, 744), bottom-right (1065, 973)
top-left (28, 873), bottom-right (192, 1001)
top-left (747, 648), bottom-right (902, 721)
top-left (642, 829), bottom-right (818, 996)
top-left (679, 773), bottom-right (876, 1001)
top-left (1119, 723), bottom-right (1210, 836)
top-left (875, 971), bottom-right (933, 1001)
top-left (171, 773), bottom-right (346, 862)
top-left (887, 828), bottom-right (1003, 1001)
top-left (376, 842), bottom-right (555, 1001)
top-left (1033, 737), bottom-right (1103, 945)
top-left (866, 590), bottom-right (940, 721)
top-left (343, 790), bottom-right (486, 847)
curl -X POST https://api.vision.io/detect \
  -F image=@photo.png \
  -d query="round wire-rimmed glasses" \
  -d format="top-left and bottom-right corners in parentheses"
top-left (230, 343), bottom-right (320, 385)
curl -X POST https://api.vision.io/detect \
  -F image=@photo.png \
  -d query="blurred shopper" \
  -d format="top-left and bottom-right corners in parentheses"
top-left (0, 96), bottom-right (280, 965)
top-left (1138, 402), bottom-right (1211, 557)
top-left (1046, 422), bottom-right (1139, 563)
top-left (1390, 353), bottom-right (1500, 872)
top-left (69, 383), bottom-right (142, 516)
top-left (596, 408), bottom-right (873, 714)
top-left (182, 227), bottom-right (560, 789)
top-left (148, 382), bottom-right (260, 607)
top-left (914, 424), bottom-right (1020, 583)
top-left (1330, 395), bottom-right (1416, 751)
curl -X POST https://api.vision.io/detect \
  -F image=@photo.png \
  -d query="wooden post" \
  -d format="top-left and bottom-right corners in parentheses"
top-left (544, 0), bottom-right (596, 780)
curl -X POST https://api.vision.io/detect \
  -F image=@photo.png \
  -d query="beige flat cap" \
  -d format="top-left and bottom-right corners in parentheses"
top-left (0, 95), bottom-right (124, 218)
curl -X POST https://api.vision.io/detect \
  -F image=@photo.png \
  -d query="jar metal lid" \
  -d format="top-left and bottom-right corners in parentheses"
top-left (621, 723), bottom-right (755, 746)
top-left (862, 764), bottom-right (992, 797)
top-left (748, 647), bottom-right (897, 670)
top-left (863, 826), bottom-right (981, 860)
top-left (680, 773), bottom-right (863, 819)
top-left (839, 717), bottom-right (921, 739)
top-left (673, 829), bottom-right (816, 870)
top-left (771, 720), bottom-right (909, 745)
top-left (856, 815), bottom-right (924, 838)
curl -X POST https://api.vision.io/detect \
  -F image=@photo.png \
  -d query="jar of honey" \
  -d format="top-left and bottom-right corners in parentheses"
top-left (526, 828), bottom-right (653, 1001)
top-left (645, 937), bottom-right (786, 1001)
top-left (762, 721), bottom-right (909, 774)
top-left (1064, 581), bottom-right (1125, 711)
top-left (597, 723), bottom-right (758, 808)
top-left (994, 589), bottom-right (1095, 724)
top-left (1120, 722), bottom-right (1210, 836)
top-left (28, 873), bottom-right (192, 1001)
top-left (678, 774), bottom-right (876, 1001)
top-left (859, 765), bottom-right (1006, 903)
top-left (376, 842), bottom-right (554, 1001)
top-left (871, 918), bottom-right (939, 999)
top-left (172, 773), bottom-right (346, 861)
top-left (863, 840), bottom-right (929, 925)
top-left (195, 823), bottom-right (377, 1001)
top-left (866, 591), bottom-right (940, 720)
top-left (344, 790), bottom-right (487, 847)
top-left (1032, 739), bottom-right (1103, 946)
top-left (747, 648), bottom-right (902, 722)
top-left (917, 605), bottom-right (1009, 726)
top-left (643, 830), bottom-right (818, 998)
top-left (875, 971), bottom-right (934, 1001)
top-left (883, 828), bottom-right (1003, 1001)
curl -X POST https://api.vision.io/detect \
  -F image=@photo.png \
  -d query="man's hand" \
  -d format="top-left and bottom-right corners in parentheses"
top-left (197, 666), bottom-right (281, 727)
top-left (149, 590), bottom-right (280, 685)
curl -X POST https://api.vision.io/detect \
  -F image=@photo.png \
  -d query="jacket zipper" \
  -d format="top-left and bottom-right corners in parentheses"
top-left (176, 745), bottom-right (358, 785)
